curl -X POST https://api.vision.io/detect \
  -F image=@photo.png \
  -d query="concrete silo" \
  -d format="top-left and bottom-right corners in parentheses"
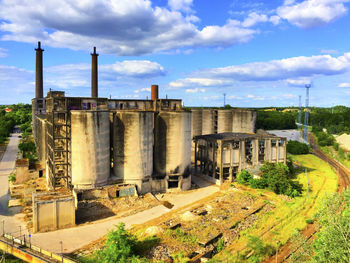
top-left (201, 109), bottom-right (215, 135)
top-left (217, 109), bottom-right (233, 133)
top-left (112, 111), bottom-right (153, 193)
top-left (154, 111), bottom-right (192, 191)
top-left (71, 111), bottom-right (110, 189)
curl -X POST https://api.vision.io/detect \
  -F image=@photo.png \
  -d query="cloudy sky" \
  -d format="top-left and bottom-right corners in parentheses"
top-left (1, 0), bottom-right (350, 107)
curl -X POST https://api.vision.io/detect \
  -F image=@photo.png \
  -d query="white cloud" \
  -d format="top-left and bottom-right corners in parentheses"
top-left (242, 12), bottom-right (268, 27)
top-left (0, 0), bottom-right (257, 56)
top-left (277, 0), bottom-right (349, 28)
top-left (169, 77), bottom-right (232, 88)
top-left (196, 53), bottom-right (350, 81)
top-left (286, 78), bottom-right (312, 86)
top-left (134, 87), bottom-right (151, 93)
top-left (106, 60), bottom-right (165, 77)
top-left (185, 88), bottom-right (206, 93)
top-left (338, 82), bottom-right (350, 87)
top-left (269, 15), bottom-right (281, 25)
top-left (0, 48), bottom-right (7, 58)
top-left (320, 49), bottom-right (339, 54)
top-left (168, 0), bottom-right (193, 13)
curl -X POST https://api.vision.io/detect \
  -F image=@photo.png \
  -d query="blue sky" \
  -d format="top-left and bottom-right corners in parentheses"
top-left (1, 0), bottom-right (350, 107)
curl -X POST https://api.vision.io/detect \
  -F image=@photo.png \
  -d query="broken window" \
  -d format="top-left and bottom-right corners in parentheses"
top-left (258, 140), bottom-right (265, 162)
top-left (245, 140), bottom-right (253, 165)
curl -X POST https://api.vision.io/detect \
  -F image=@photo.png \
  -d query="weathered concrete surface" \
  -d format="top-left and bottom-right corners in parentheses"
top-left (0, 134), bottom-right (27, 235)
top-left (33, 194), bottom-right (75, 233)
top-left (30, 175), bottom-right (219, 253)
top-left (154, 112), bottom-right (192, 177)
top-left (71, 111), bottom-right (110, 189)
top-left (113, 111), bottom-right (153, 191)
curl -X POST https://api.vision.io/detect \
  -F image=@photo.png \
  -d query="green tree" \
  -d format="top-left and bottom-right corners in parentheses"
top-left (287, 141), bottom-right (309, 155)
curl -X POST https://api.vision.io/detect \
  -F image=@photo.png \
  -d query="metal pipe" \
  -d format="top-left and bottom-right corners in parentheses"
top-left (91, 47), bottom-right (98, 97)
top-left (35, 41), bottom-right (44, 98)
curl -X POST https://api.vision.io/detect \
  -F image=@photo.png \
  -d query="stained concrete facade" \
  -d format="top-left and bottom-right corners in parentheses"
top-left (32, 193), bottom-right (75, 233)
top-left (32, 91), bottom-right (191, 194)
top-left (193, 130), bottom-right (287, 185)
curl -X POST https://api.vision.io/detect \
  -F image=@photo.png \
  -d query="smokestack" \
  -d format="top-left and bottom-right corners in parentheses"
top-left (35, 41), bottom-right (44, 98)
top-left (151, 85), bottom-right (158, 100)
top-left (91, 47), bottom-right (98, 97)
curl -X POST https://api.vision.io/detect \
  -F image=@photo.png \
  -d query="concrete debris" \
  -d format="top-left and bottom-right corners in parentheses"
top-left (181, 211), bottom-right (199, 221)
top-left (144, 226), bottom-right (164, 236)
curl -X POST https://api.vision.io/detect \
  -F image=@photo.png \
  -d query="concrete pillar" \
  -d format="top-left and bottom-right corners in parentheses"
top-left (91, 47), bottom-right (98, 97)
top-left (212, 144), bottom-right (216, 178)
top-left (53, 200), bottom-right (57, 230)
top-left (229, 142), bottom-right (233, 182)
top-left (35, 42), bottom-right (44, 99)
top-left (219, 141), bottom-right (223, 184)
top-left (267, 139), bottom-right (272, 162)
top-left (276, 140), bottom-right (280, 163)
top-left (240, 141), bottom-right (245, 170)
top-left (194, 140), bottom-right (198, 172)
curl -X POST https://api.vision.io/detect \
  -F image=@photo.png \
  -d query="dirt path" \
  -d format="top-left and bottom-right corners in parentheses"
top-left (30, 175), bottom-right (220, 254)
top-left (264, 134), bottom-right (350, 263)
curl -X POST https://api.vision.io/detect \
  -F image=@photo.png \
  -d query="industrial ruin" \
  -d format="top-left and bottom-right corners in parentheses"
top-left (29, 42), bottom-right (286, 232)
top-left (193, 131), bottom-right (286, 185)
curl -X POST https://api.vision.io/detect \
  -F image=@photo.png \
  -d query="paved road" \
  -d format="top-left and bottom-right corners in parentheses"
top-left (31, 175), bottom-right (220, 253)
top-left (267, 129), bottom-right (304, 143)
top-left (0, 133), bottom-right (27, 236)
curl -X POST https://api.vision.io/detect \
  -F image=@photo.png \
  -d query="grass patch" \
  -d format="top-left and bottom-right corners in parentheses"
top-left (212, 154), bottom-right (338, 262)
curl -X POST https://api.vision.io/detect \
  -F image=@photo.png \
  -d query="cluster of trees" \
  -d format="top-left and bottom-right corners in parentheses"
top-left (237, 162), bottom-right (302, 197)
top-left (0, 104), bottom-right (32, 144)
top-left (312, 128), bottom-right (335, 147)
top-left (286, 140), bottom-right (309, 154)
top-left (18, 133), bottom-right (37, 165)
top-left (310, 106), bottom-right (350, 135)
top-left (256, 111), bottom-right (297, 130)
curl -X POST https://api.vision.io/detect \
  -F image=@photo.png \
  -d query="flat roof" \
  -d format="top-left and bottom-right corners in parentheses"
top-left (194, 130), bottom-right (285, 141)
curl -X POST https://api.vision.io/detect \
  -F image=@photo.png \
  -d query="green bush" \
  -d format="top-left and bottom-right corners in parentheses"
top-left (237, 170), bottom-right (253, 185)
top-left (247, 162), bottom-right (302, 197)
top-left (9, 173), bottom-right (16, 183)
top-left (287, 140), bottom-right (309, 155)
top-left (96, 223), bottom-right (140, 263)
top-left (315, 131), bottom-right (335, 146)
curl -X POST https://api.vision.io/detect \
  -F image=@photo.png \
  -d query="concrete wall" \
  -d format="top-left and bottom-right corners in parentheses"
top-left (33, 194), bottom-right (75, 233)
top-left (71, 111), bottom-right (110, 189)
top-left (32, 115), bottom-right (46, 167)
top-left (232, 109), bottom-right (256, 133)
top-left (113, 111), bottom-right (153, 192)
top-left (201, 109), bottom-right (215, 135)
top-left (154, 111), bottom-right (192, 177)
top-left (217, 110), bottom-right (233, 133)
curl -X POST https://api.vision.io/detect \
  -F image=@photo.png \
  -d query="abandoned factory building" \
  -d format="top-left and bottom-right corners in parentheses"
top-left (193, 131), bottom-right (287, 185)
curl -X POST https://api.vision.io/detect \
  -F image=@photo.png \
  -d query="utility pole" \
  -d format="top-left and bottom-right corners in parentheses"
top-left (304, 84), bottom-right (311, 143)
top-left (223, 93), bottom-right (226, 107)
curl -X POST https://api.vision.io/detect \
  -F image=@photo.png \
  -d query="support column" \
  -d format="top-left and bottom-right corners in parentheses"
top-left (194, 140), bottom-right (198, 172)
top-left (229, 142), bottom-right (233, 182)
top-left (219, 141), bottom-right (223, 185)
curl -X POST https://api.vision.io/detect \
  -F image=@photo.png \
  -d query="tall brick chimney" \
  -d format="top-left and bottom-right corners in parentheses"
top-left (35, 42), bottom-right (44, 98)
top-left (151, 85), bottom-right (159, 100)
top-left (91, 47), bottom-right (98, 97)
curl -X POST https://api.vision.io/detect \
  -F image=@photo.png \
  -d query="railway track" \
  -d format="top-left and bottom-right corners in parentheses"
top-left (264, 134), bottom-right (350, 263)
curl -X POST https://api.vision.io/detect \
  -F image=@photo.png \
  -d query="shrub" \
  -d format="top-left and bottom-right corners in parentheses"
top-left (8, 173), bottom-right (16, 183)
top-left (287, 140), bottom-right (309, 155)
top-left (217, 238), bottom-right (225, 253)
top-left (237, 170), bottom-right (252, 185)
top-left (96, 223), bottom-right (139, 263)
